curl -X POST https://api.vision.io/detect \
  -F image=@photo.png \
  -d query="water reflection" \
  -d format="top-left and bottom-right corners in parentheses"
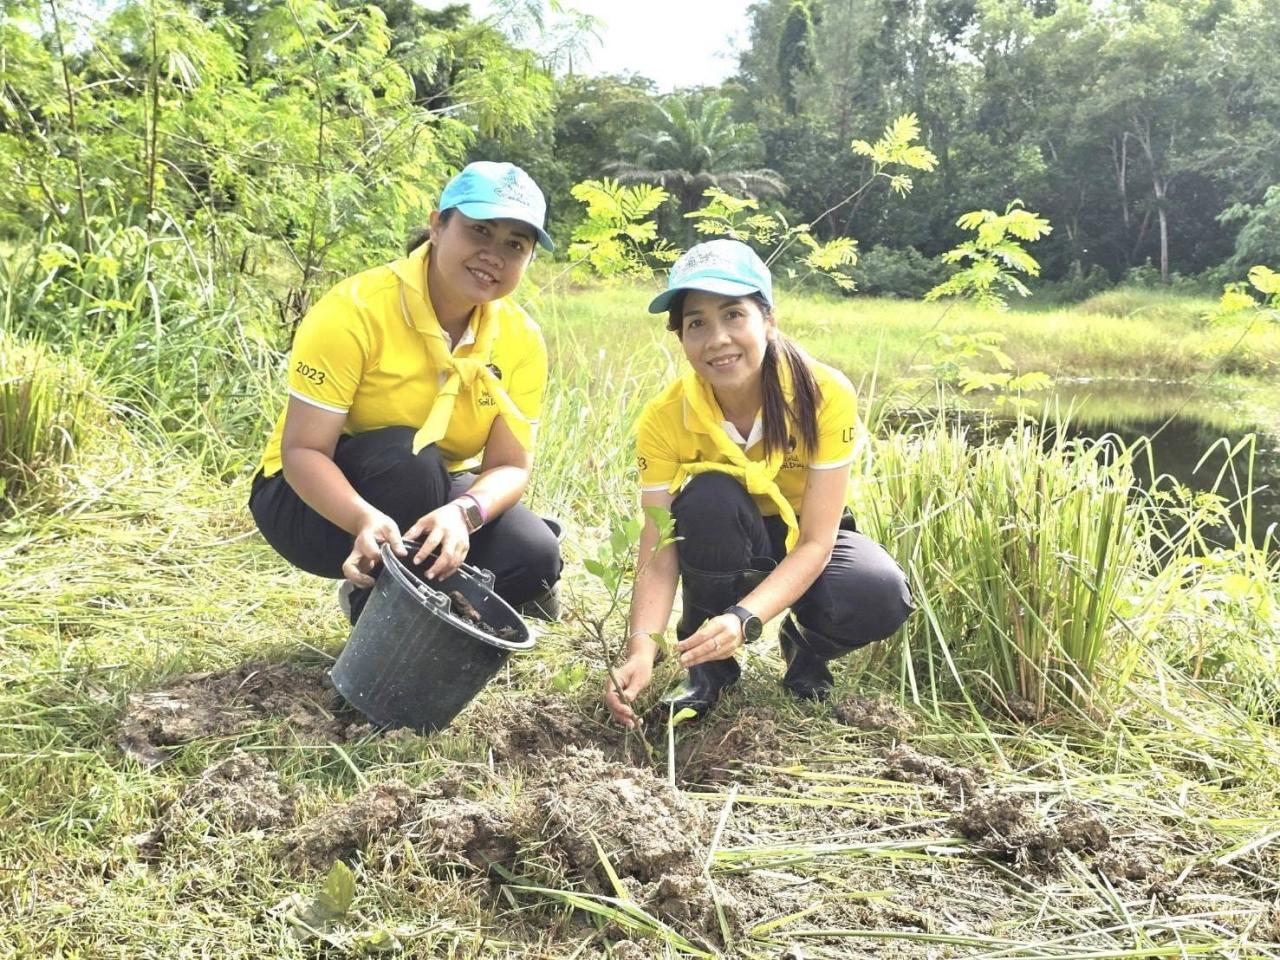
top-left (1038, 381), bottom-right (1277, 548)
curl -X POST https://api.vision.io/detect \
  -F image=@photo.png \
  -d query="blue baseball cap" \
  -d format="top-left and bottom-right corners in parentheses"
top-left (647, 239), bottom-right (773, 313)
top-left (438, 161), bottom-right (554, 252)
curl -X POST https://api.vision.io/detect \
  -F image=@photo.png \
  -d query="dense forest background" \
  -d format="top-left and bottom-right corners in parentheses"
top-left (4, 0), bottom-right (1278, 307)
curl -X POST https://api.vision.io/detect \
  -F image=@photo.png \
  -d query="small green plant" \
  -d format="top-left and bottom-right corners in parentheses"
top-left (572, 506), bottom-right (681, 740)
top-left (565, 179), bottom-right (679, 281)
top-left (925, 202), bottom-right (1053, 311)
top-left (1211, 265), bottom-right (1280, 324)
top-left (273, 860), bottom-right (399, 951)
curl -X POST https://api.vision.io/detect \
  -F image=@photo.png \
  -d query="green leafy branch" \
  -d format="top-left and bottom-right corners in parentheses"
top-left (564, 178), bottom-right (678, 281)
top-left (1210, 265), bottom-right (1280, 325)
top-left (684, 114), bottom-right (937, 295)
top-left (924, 202), bottom-right (1053, 311)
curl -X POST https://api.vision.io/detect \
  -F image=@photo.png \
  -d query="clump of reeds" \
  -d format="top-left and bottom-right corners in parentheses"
top-left (0, 330), bottom-right (91, 505)
top-left (859, 413), bottom-right (1162, 714)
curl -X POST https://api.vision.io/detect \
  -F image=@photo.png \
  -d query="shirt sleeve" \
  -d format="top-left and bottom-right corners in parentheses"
top-left (503, 323), bottom-right (548, 449)
top-left (810, 373), bottom-right (858, 470)
top-left (286, 288), bottom-right (367, 414)
top-left (637, 400), bottom-right (679, 492)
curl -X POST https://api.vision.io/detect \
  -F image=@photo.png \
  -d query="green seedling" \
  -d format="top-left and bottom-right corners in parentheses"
top-left (576, 505), bottom-right (679, 758)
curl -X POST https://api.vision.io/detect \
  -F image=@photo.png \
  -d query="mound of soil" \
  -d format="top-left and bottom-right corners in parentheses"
top-left (882, 743), bottom-right (985, 798)
top-left (410, 797), bottom-right (522, 875)
top-left (529, 746), bottom-right (740, 942)
top-left (1095, 846), bottom-right (1163, 884)
top-left (833, 694), bottom-right (917, 736)
top-left (281, 780), bottom-right (416, 870)
top-left (532, 746), bottom-right (707, 885)
top-left (141, 750), bottom-right (294, 854)
top-left (1056, 805), bottom-right (1111, 853)
top-left (118, 661), bottom-right (359, 765)
top-left (462, 692), bottom-right (626, 764)
top-left (675, 706), bottom-right (786, 786)
top-left (951, 793), bottom-right (1062, 866)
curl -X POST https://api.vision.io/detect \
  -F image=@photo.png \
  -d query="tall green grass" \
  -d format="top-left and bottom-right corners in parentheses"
top-left (2, 225), bottom-right (282, 479)
top-left (0, 330), bottom-right (92, 505)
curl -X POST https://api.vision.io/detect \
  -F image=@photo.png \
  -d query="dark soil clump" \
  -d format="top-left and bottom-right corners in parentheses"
top-left (118, 661), bottom-right (357, 765)
top-left (951, 793), bottom-right (1062, 866)
top-left (882, 743), bottom-right (985, 798)
top-left (1096, 847), bottom-right (1163, 884)
top-left (833, 694), bottom-right (917, 735)
top-left (141, 750), bottom-right (294, 854)
top-left (1057, 806), bottom-right (1111, 853)
top-left (446, 590), bottom-right (518, 641)
top-left (281, 780), bottom-right (416, 870)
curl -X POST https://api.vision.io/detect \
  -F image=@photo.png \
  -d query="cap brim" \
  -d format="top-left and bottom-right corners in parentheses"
top-left (450, 200), bottom-right (554, 251)
top-left (646, 277), bottom-right (763, 314)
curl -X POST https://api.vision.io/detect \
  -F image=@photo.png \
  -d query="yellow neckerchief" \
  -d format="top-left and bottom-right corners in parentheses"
top-left (669, 360), bottom-right (801, 550)
top-left (390, 242), bottom-right (532, 455)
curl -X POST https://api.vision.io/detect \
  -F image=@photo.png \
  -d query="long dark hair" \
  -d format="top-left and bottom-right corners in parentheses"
top-left (668, 290), bottom-right (821, 459)
top-left (404, 208), bottom-right (454, 255)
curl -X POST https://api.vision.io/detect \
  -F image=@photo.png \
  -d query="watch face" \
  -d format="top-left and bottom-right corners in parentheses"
top-left (728, 605), bottom-right (763, 642)
top-left (458, 500), bottom-right (482, 531)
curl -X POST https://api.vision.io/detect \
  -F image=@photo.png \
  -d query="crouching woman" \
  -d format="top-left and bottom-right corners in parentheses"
top-left (249, 161), bottom-right (562, 623)
top-left (604, 240), bottom-right (914, 727)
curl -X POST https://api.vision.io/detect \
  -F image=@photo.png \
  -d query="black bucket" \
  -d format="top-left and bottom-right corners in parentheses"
top-left (330, 542), bottom-right (534, 732)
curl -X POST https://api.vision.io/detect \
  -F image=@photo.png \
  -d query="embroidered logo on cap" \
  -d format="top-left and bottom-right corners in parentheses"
top-left (494, 168), bottom-right (541, 211)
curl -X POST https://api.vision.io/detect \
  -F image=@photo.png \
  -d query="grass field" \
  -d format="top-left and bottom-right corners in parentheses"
top-left (2, 280), bottom-right (1279, 958)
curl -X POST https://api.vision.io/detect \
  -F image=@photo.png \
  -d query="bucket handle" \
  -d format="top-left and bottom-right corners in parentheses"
top-left (397, 539), bottom-right (497, 591)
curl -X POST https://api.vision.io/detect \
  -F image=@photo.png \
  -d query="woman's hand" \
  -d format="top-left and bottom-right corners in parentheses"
top-left (404, 504), bottom-right (471, 581)
top-left (342, 511), bottom-right (405, 587)
top-left (604, 654), bottom-right (655, 729)
top-left (677, 614), bottom-right (744, 668)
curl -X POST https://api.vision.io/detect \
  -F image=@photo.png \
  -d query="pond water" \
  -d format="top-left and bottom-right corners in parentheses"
top-left (1030, 379), bottom-right (1279, 549)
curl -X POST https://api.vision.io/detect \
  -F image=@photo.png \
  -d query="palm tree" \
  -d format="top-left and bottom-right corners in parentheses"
top-left (609, 93), bottom-right (786, 218)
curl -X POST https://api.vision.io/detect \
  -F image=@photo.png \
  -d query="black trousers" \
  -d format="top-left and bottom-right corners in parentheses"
top-left (248, 426), bottom-right (562, 606)
top-left (670, 472), bottom-right (914, 653)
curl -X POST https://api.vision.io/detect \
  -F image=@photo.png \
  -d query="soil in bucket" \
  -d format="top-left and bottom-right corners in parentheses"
top-left (330, 542), bottom-right (534, 734)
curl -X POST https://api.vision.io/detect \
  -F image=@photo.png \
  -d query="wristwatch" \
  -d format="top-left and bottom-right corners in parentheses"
top-left (724, 604), bottom-right (763, 643)
top-left (453, 494), bottom-right (484, 532)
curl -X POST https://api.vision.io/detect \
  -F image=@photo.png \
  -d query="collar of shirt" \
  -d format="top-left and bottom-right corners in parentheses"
top-left (722, 416), bottom-right (763, 450)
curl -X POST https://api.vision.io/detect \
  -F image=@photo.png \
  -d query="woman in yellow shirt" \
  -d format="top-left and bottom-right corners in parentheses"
top-left (250, 161), bottom-right (561, 623)
top-left (604, 240), bottom-right (913, 726)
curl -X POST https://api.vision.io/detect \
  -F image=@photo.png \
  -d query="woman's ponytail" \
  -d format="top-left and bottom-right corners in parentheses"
top-left (761, 335), bottom-right (820, 460)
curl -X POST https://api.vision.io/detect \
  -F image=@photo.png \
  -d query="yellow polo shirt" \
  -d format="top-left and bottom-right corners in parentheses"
top-left (636, 359), bottom-right (857, 516)
top-left (258, 243), bottom-right (547, 477)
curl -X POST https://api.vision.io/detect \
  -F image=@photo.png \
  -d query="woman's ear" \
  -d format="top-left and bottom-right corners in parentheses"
top-left (428, 209), bottom-right (442, 243)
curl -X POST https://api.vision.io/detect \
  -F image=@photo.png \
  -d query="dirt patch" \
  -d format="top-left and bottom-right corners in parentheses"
top-left (118, 661), bottom-right (360, 765)
top-left (533, 746), bottom-right (707, 884)
top-left (529, 746), bottom-right (738, 944)
top-left (140, 750), bottom-right (294, 854)
top-left (833, 694), bottom-right (917, 736)
top-left (1095, 846), bottom-right (1164, 884)
top-left (445, 589), bottom-right (520, 641)
top-left (410, 797), bottom-right (522, 876)
top-left (674, 706), bottom-right (786, 786)
top-left (882, 743), bottom-right (985, 798)
top-left (951, 793), bottom-right (1062, 866)
top-left (280, 780), bottom-right (416, 870)
top-left (1056, 805), bottom-right (1111, 853)
top-left (460, 692), bottom-right (627, 764)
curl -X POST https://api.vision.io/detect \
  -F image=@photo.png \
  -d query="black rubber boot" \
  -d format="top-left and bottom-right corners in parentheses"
top-left (515, 582), bottom-right (560, 622)
top-left (778, 615), bottom-right (843, 702)
top-left (654, 559), bottom-right (774, 723)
